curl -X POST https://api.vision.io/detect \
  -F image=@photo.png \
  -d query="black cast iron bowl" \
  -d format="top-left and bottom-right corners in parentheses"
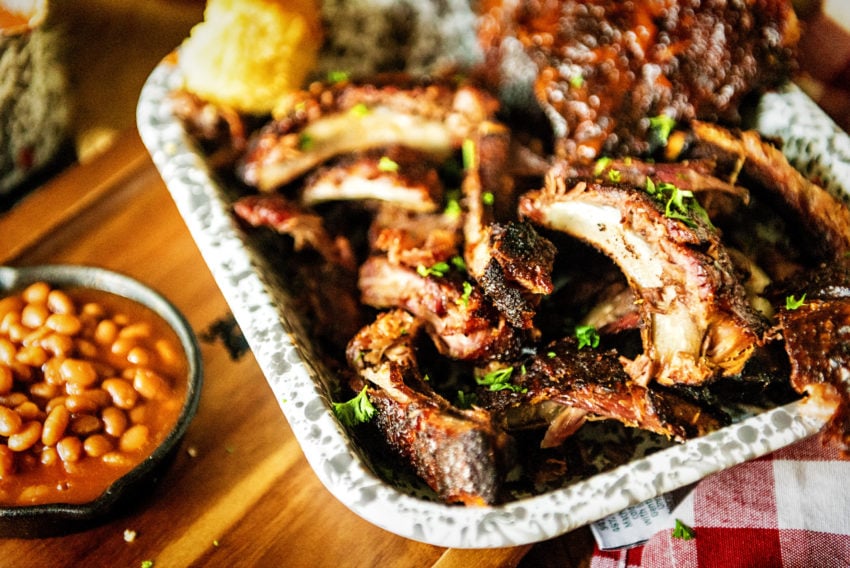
top-left (0, 264), bottom-right (203, 538)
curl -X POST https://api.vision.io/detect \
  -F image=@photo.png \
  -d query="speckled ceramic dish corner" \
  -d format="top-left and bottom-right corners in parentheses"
top-left (136, 57), bottom-right (850, 549)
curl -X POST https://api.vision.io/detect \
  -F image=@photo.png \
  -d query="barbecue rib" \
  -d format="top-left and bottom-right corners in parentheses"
top-left (519, 167), bottom-right (767, 387)
top-left (681, 120), bottom-right (850, 260)
top-left (239, 80), bottom-right (500, 191)
top-left (478, 337), bottom-right (727, 446)
top-left (345, 309), bottom-right (515, 505)
top-left (301, 147), bottom-right (444, 213)
top-left (478, 0), bottom-right (800, 161)
top-left (358, 256), bottom-right (521, 362)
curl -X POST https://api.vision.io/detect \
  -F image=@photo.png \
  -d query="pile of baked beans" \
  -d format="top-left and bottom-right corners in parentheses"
top-left (0, 281), bottom-right (188, 505)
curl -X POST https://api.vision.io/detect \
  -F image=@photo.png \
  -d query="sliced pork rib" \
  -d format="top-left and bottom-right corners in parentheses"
top-left (239, 80), bottom-right (500, 191)
top-left (345, 309), bottom-right (515, 505)
top-left (682, 120), bottom-right (850, 260)
top-left (478, 337), bottom-right (727, 446)
top-left (301, 147), bottom-right (444, 213)
top-left (359, 256), bottom-right (521, 362)
top-left (519, 168), bottom-right (767, 387)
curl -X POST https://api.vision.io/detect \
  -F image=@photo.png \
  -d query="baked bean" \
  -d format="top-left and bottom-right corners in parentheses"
top-left (41, 405), bottom-right (70, 446)
top-left (126, 346), bottom-right (151, 367)
top-left (45, 313), bottom-right (82, 336)
top-left (0, 445), bottom-right (14, 476)
top-left (15, 401), bottom-right (42, 421)
top-left (132, 369), bottom-right (171, 400)
top-left (102, 378), bottom-right (138, 409)
top-left (46, 290), bottom-right (75, 315)
top-left (15, 345), bottom-right (48, 368)
top-left (0, 365), bottom-right (13, 395)
top-left (21, 326), bottom-right (50, 347)
top-left (0, 406), bottom-right (23, 437)
top-left (101, 407), bottom-right (128, 437)
top-left (0, 296), bottom-right (24, 319)
top-left (20, 303), bottom-right (49, 329)
top-left (59, 359), bottom-right (98, 388)
top-left (119, 424), bottom-right (150, 453)
top-left (70, 415), bottom-right (101, 436)
top-left (0, 392), bottom-right (28, 408)
top-left (8, 421), bottom-right (43, 452)
top-left (101, 451), bottom-right (134, 468)
top-left (129, 404), bottom-right (148, 425)
top-left (40, 333), bottom-right (74, 357)
top-left (119, 322), bottom-right (152, 340)
top-left (21, 282), bottom-right (50, 305)
top-left (0, 338), bottom-right (15, 365)
top-left (75, 339), bottom-right (98, 359)
top-left (56, 436), bottom-right (82, 463)
top-left (40, 447), bottom-right (59, 466)
top-left (6, 322), bottom-right (27, 343)
top-left (83, 434), bottom-right (113, 458)
top-left (93, 319), bottom-right (118, 345)
top-left (45, 396), bottom-right (67, 413)
top-left (110, 337), bottom-right (135, 357)
top-left (65, 392), bottom-right (106, 414)
top-left (30, 381), bottom-right (59, 400)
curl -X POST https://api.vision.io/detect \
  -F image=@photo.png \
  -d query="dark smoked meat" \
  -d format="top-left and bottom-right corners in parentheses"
top-left (358, 256), bottom-right (521, 362)
top-left (479, 337), bottom-right (727, 445)
top-left (773, 259), bottom-right (850, 454)
top-left (233, 193), bottom-right (356, 270)
top-left (346, 309), bottom-right (515, 505)
top-left (519, 168), bottom-right (767, 387)
top-left (368, 205), bottom-right (463, 271)
top-left (462, 124), bottom-right (557, 329)
top-left (478, 0), bottom-right (799, 161)
top-left (239, 80), bottom-right (500, 191)
top-left (301, 147), bottom-right (444, 213)
top-left (682, 120), bottom-right (850, 260)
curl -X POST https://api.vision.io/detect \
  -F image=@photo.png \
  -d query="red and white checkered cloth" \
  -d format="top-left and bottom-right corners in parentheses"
top-left (591, 435), bottom-right (850, 568)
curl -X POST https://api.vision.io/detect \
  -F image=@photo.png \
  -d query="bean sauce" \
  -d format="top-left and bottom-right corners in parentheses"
top-left (0, 282), bottom-right (188, 506)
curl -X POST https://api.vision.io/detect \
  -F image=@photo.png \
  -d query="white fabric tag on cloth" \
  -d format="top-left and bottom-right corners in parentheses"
top-left (590, 495), bottom-right (673, 550)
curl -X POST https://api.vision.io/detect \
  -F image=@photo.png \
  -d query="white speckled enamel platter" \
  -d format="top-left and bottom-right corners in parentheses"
top-left (137, 57), bottom-right (850, 548)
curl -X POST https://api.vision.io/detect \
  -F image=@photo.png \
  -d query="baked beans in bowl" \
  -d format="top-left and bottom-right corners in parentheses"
top-left (0, 265), bottom-right (202, 537)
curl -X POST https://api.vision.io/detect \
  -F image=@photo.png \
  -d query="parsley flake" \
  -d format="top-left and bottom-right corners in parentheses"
top-left (450, 255), bottom-right (467, 272)
top-left (462, 138), bottom-right (477, 171)
top-left (332, 386), bottom-right (376, 426)
top-left (569, 73), bottom-right (585, 89)
top-left (672, 519), bottom-right (695, 540)
top-left (785, 293), bottom-right (807, 310)
top-left (482, 191), bottom-right (495, 205)
top-left (417, 261), bottom-right (450, 278)
top-left (575, 325), bottom-right (600, 349)
top-left (456, 390), bottom-right (479, 409)
top-left (299, 133), bottom-right (314, 151)
top-left (593, 156), bottom-right (613, 176)
top-left (650, 114), bottom-right (677, 145)
top-left (377, 156), bottom-right (399, 172)
top-left (141, 561), bottom-right (154, 568)
top-left (349, 103), bottom-right (371, 117)
top-left (645, 178), bottom-right (712, 229)
top-left (327, 70), bottom-right (349, 84)
top-left (476, 367), bottom-right (526, 393)
top-left (608, 169), bottom-right (622, 183)
top-left (456, 281), bottom-right (473, 307)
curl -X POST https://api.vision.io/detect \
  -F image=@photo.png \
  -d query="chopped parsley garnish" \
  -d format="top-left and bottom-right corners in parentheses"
top-left (349, 103), bottom-right (371, 117)
top-left (456, 280), bottom-right (473, 307)
top-left (785, 293), bottom-right (807, 310)
top-left (141, 561), bottom-right (154, 568)
top-left (547, 351), bottom-right (557, 358)
top-left (593, 156), bottom-right (613, 176)
top-left (332, 386), bottom-right (376, 426)
top-left (327, 70), bottom-right (350, 84)
top-left (377, 156), bottom-right (399, 172)
top-left (462, 138), bottom-right (477, 171)
top-left (575, 325), bottom-right (600, 349)
top-left (482, 191), bottom-right (495, 205)
top-left (298, 133), bottom-right (314, 151)
top-left (476, 366), bottom-right (526, 393)
top-left (417, 261), bottom-right (451, 278)
top-left (569, 73), bottom-right (585, 89)
top-left (645, 178), bottom-right (712, 229)
top-left (649, 114), bottom-right (677, 145)
top-left (672, 519), bottom-right (695, 540)
top-left (450, 255), bottom-right (467, 272)
top-left (607, 169), bottom-right (622, 183)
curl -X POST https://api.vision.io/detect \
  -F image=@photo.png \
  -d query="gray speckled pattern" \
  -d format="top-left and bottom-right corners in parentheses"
top-left (136, 59), bottom-right (848, 549)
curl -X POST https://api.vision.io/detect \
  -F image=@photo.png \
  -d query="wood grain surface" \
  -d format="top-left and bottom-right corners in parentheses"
top-left (0, 129), bottom-right (596, 567)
